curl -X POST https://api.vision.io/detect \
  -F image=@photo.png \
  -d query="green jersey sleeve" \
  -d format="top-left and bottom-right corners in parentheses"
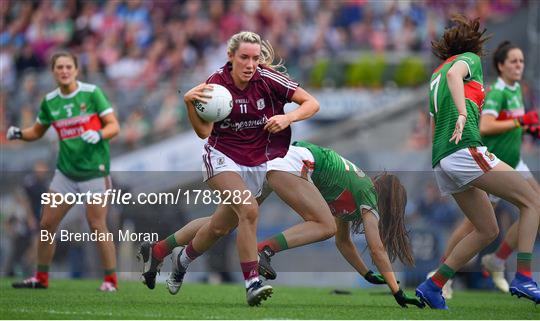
top-left (483, 88), bottom-right (504, 117)
top-left (352, 179), bottom-right (380, 220)
top-left (36, 99), bottom-right (52, 126)
top-left (92, 87), bottom-right (113, 116)
top-left (456, 52), bottom-right (482, 82)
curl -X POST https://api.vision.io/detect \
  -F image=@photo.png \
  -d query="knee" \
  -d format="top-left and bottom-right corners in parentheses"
top-left (320, 219), bottom-right (337, 240)
top-left (514, 192), bottom-right (540, 212)
top-left (87, 219), bottom-right (107, 233)
top-left (531, 197), bottom-right (540, 212)
top-left (483, 225), bottom-right (499, 243)
top-left (236, 204), bottom-right (259, 225)
top-left (208, 224), bottom-right (232, 238)
top-left (40, 219), bottom-right (57, 233)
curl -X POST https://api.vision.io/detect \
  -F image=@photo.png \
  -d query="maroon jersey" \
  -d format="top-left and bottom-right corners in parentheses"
top-left (206, 62), bottom-right (298, 166)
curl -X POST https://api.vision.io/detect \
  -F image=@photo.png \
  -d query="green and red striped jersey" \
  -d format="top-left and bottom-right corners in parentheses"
top-left (37, 81), bottom-right (113, 181)
top-left (430, 52), bottom-right (485, 167)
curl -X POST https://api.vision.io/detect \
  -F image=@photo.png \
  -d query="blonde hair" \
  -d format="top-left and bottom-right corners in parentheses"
top-left (227, 31), bottom-right (288, 76)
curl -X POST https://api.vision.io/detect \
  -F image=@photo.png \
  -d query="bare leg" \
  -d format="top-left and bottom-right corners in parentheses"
top-left (265, 171), bottom-right (336, 249)
top-left (471, 162), bottom-right (540, 254)
top-left (174, 217), bottom-right (211, 246)
top-left (38, 197), bottom-right (73, 267)
top-left (495, 176), bottom-right (540, 251)
top-left (445, 187), bottom-right (499, 270)
top-left (192, 172), bottom-right (258, 262)
top-left (174, 192), bottom-right (269, 247)
top-left (442, 218), bottom-right (474, 260)
top-left (191, 204), bottom-right (237, 253)
top-left (85, 204), bottom-right (116, 271)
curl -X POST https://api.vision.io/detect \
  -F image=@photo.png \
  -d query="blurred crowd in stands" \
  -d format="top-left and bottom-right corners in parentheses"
top-left (0, 0), bottom-right (529, 148)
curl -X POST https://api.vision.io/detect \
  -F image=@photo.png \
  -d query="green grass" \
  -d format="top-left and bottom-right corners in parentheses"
top-left (0, 278), bottom-right (537, 319)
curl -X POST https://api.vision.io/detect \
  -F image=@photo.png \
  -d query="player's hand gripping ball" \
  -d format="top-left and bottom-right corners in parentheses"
top-left (194, 84), bottom-right (233, 122)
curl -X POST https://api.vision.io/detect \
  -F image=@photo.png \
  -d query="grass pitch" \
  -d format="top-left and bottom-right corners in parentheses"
top-left (0, 278), bottom-right (537, 319)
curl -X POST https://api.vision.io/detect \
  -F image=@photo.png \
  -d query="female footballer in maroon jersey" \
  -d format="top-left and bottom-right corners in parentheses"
top-left (139, 31), bottom-right (320, 306)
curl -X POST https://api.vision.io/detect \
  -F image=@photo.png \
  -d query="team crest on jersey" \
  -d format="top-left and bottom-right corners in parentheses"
top-left (484, 150), bottom-right (495, 161)
top-left (355, 169), bottom-right (366, 178)
top-left (215, 157), bottom-right (226, 169)
top-left (80, 103), bottom-right (87, 114)
top-left (256, 98), bottom-right (265, 110)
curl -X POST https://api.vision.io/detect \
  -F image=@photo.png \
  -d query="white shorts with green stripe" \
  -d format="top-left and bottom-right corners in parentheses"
top-left (434, 146), bottom-right (500, 196)
top-left (49, 170), bottom-right (112, 195)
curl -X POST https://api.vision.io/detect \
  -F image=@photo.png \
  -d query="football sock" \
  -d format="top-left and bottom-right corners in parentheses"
top-left (153, 235), bottom-right (179, 262)
top-left (430, 264), bottom-right (455, 289)
top-left (180, 241), bottom-right (201, 268)
top-left (257, 233), bottom-right (288, 254)
top-left (36, 265), bottom-right (49, 287)
top-left (516, 252), bottom-right (532, 279)
top-left (241, 260), bottom-right (259, 288)
top-left (104, 269), bottom-right (117, 288)
top-left (495, 240), bottom-right (513, 261)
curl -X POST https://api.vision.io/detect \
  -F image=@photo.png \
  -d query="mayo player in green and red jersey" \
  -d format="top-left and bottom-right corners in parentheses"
top-left (255, 141), bottom-right (424, 309)
top-left (415, 15), bottom-right (540, 309)
top-left (7, 52), bottom-right (120, 291)
top-left (428, 41), bottom-right (540, 296)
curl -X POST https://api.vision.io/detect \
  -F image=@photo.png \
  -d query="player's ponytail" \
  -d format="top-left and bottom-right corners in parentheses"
top-left (431, 14), bottom-right (491, 60)
top-left (371, 173), bottom-right (415, 266)
top-left (227, 31), bottom-right (288, 76)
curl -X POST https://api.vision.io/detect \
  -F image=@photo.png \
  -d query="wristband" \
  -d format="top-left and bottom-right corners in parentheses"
top-left (513, 118), bottom-right (521, 128)
top-left (458, 113), bottom-right (467, 119)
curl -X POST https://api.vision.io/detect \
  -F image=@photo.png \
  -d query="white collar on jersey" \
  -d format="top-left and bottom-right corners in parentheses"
top-left (56, 81), bottom-right (82, 99)
top-left (496, 77), bottom-right (520, 91)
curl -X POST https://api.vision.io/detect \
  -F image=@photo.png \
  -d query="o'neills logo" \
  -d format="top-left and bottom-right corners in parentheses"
top-left (220, 115), bottom-right (269, 132)
top-left (52, 114), bottom-right (101, 140)
top-left (484, 150), bottom-right (495, 161)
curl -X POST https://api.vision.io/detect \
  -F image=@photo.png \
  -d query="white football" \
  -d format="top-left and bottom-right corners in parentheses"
top-left (194, 84), bottom-right (233, 122)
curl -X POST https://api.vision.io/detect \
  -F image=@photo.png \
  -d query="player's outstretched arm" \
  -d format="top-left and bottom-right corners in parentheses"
top-left (362, 211), bottom-right (399, 292)
top-left (363, 210), bottom-right (423, 308)
top-left (334, 218), bottom-right (376, 282)
top-left (7, 122), bottom-right (48, 142)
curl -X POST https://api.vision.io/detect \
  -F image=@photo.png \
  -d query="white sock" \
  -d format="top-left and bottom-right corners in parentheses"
top-left (179, 249), bottom-right (194, 268)
top-left (492, 255), bottom-right (505, 268)
top-left (245, 277), bottom-right (259, 288)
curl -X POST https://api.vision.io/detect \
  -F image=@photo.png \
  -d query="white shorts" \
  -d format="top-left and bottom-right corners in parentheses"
top-left (259, 145), bottom-right (315, 202)
top-left (489, 159), bottom-right (533, 203)
top-left (202, 144), bottom-right (267, 197)
top-left (49, 170), bottom-right (112, 195)
top-left (266, 145), bottom-right (315, 182)
top-left (434, 146), bottom-right (500, 196)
